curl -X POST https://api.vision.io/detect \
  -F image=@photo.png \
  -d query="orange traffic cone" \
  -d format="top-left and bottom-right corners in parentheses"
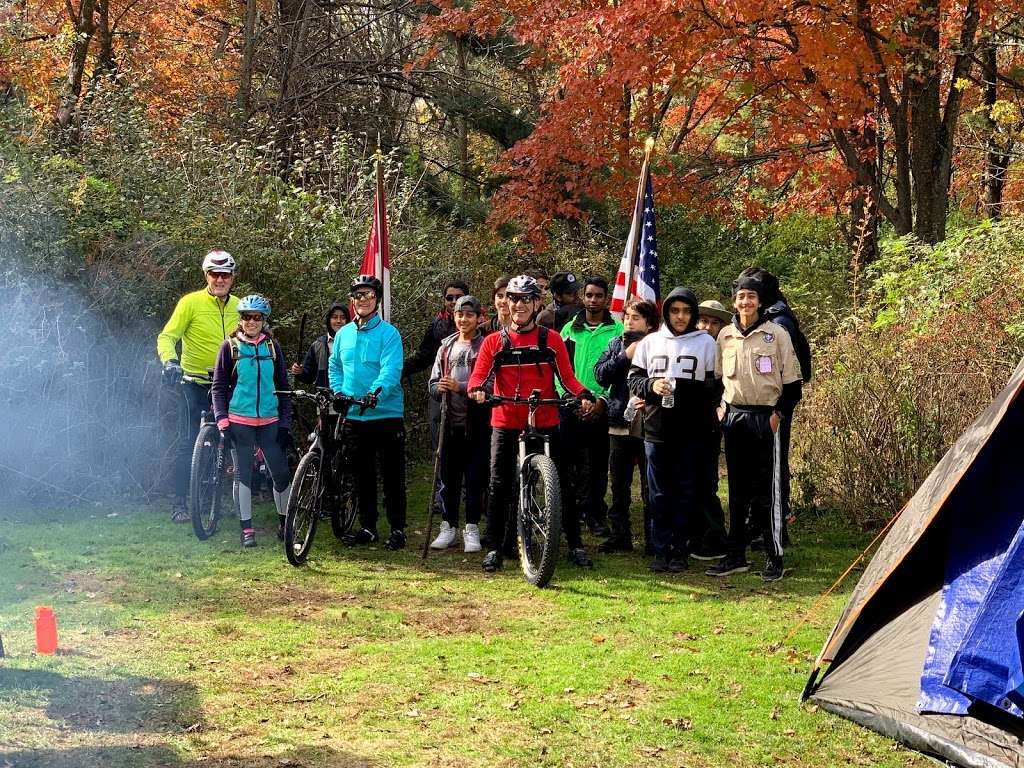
top-left (34, 606), bottom-right (58, 655)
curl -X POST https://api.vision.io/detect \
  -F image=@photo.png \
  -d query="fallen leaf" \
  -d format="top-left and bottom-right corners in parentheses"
top-left (662, 717), bottom-right (692, 730)
top-left (591, 634), bottom-right (606, 644)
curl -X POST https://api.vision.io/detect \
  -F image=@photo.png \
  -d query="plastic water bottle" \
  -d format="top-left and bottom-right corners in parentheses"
top-left (624, 396), bottom-right (638, 422)
top-left (661, 377), bottom-right (676, 409)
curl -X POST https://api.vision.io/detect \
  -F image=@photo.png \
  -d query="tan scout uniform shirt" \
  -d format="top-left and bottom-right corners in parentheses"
top-left (715, 320), bottom-right (801, 407)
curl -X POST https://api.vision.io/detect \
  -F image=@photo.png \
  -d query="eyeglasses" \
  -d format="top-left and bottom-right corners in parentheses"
top-left (444, 294), bottom-right (463, 302)
top-left (351, 290), bottom-right (376, 301)
top-left (240, 313), bottom-right (264, 322)
top-left (208, 272), bottom-right (233, 280)
top-left (507, 294), bottom-right (534, 305)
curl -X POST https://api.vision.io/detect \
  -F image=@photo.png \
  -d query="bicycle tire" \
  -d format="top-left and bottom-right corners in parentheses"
top-left (517, 453), bottom-right (562, 588)
top-left (190, 424), bottom-right (227, 540)
top-left (330, 470), bottom-right (359, 539)
top-left (285, 451), bottom-right (322, 566)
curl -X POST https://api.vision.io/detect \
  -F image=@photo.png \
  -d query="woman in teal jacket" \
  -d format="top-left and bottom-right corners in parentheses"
top-left (327, 275), bottom-right (407, 550)
top-left (211, 294), bottom-right (292, 548)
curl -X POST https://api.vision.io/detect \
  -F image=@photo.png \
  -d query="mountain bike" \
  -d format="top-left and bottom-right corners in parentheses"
top-left (484, 389), bottom-right (577, 588)
top-left (276, 388), bottom-right (376, 566)
top-left (183, 372), bottom-right (236, 541)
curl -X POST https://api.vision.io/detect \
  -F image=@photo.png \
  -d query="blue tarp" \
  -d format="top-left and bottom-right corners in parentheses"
top-left (918, 446), bottom-right (1024, 719)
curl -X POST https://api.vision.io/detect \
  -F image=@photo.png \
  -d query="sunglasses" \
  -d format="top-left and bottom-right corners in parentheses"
top-left (240, 313), bottom-right (264, 322)
top-left (208, 272), bottom-right (233, 280)
top-left (351, 290), bottom-right (376, 301)
top-left (444, 294), bottom-right (463, 302)
top-left (507, 294), bottom-right (534, 305)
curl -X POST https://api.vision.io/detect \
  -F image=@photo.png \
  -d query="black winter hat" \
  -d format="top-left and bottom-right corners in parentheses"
top-left (662, 287), bottom-right (699, 335)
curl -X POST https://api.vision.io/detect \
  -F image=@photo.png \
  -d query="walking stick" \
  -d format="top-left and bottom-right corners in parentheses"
top-left (296, 311), bottom-right (308, 369)
top-left (422, 386), bottom-right (449, 560)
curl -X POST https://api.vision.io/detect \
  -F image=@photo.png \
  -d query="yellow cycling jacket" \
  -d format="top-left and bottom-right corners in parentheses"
top-left (157, 289), bottom-right (241, 376)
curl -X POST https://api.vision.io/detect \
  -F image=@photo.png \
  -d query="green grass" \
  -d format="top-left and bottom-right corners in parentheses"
top-left (0, 470), bottom-right (925, 767)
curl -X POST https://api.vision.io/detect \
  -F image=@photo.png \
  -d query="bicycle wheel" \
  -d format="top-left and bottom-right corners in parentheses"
top-left (285, 451), bottom-right (322, 566)
top-left (190, 424), bottom-right (228, 540)
top-left (517, 453), bottom-right (562, 588)
top-left (330, 469), bottom-right (359, 538)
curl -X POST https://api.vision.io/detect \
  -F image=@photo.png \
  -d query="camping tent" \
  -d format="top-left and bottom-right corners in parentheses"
top-left (804, 360), bottom-right (1024, 767)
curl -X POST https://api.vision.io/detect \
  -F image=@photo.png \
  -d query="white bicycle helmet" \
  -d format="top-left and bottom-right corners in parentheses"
top-left (506, 274), bottom-right (541, 298)
top-left (202, 250), bottom-right (237, 273)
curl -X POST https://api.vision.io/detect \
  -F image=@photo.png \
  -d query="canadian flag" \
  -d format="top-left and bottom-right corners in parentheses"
top-left (360, 161), bottom-right (391, 321)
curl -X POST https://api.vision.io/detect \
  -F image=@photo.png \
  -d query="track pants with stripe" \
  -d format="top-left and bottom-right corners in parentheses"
top-left (722, 406), bottom-right (783, 560)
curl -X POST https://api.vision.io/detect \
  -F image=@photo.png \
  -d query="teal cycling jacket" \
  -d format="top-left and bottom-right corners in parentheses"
top-left (328, 314), bottom-right (404, 421)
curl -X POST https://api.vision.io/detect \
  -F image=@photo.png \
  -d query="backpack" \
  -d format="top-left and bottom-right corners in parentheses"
top-left (768, 309), bottom-right (812, 383)
top-left (227, 336), bottom-right (276, 382)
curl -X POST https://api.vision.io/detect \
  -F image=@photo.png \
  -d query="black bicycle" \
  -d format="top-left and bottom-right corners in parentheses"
top-left (276, 388), bottom-right (375, 566)
top-left (184, 372), bottom-right (236, 541)
top-left (484, 389), bottom-right (578, 588)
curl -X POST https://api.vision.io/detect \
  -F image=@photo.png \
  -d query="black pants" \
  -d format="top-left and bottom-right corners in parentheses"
top-left (722, 407), bottom-right (783, 560)
top-left (438, 421), bottom-right (490, 526)
top-left (690, 425), bottom-right (728, 552)
top-left (174, 380), bottom-right (211, 500)
top-left (607, 433), bottom-right (648, 546)
top-left (228, 423), bottom-right (291, 492)
top-left (344, 418), bottom-right (407, 534)
top-left (560, 411), bottom-right (609, 529)
top-left (485, 427), bottom-right (583, 554)
top-left (645, 438), bottom-right (701, 559)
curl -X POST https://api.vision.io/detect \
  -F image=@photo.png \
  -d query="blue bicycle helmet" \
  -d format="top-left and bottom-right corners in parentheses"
top-left (237, 293), bottom-right (272, 316)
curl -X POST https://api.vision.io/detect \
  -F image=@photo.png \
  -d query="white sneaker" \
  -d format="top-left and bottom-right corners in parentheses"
top-left (463, 523), bottom-right (482, 553)
top-left (430, 521), bottom-right (458, 550)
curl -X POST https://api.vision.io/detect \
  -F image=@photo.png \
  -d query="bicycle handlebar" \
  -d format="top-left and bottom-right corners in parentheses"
top-left (483, 390), bottom-right (582, 409)
top-left (275, 387), bottom-right (380, 414)
top-left (181, 373), bottom-right (213, 385)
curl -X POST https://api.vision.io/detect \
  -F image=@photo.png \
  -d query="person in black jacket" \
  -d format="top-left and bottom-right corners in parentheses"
top-left (402, 279), bottom-right (469, 448)
top-left (290, 301), bottom-right (350, 389)
top-left (594, 299), bottom-right (659, 553)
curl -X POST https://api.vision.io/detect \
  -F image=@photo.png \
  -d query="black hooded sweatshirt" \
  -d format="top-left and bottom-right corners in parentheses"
top-left (296, 300), bottom-right (349, 389)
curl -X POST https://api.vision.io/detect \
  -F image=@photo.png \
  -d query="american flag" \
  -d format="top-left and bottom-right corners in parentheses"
top-left (610, 168), bottom-right (660, 318)
top-left (360, 160), bottom-right (391, 321)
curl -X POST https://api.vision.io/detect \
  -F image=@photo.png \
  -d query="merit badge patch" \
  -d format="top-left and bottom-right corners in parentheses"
top-left (763, 333), bottom-right (774, 343)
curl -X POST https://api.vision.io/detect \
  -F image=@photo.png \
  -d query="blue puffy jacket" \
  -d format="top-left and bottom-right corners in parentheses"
top-left (328, 314), bottom-right (404, 421)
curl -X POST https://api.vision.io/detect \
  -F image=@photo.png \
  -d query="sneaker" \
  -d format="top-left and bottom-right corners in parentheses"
top-left (171, 499), bottom-right (189, 524)
top-left (649, 556), bottom-right (670, 573)
top-left (430, 521), bottom-right (458, 550)
top-left (241, 528), bottom-right (257, 548)
top-left (763, 556), bottom-right (784, 582)
top-left (383, 529), bottom-right (407, 551)
top-left (482, 550), bottom-right (503, 572)
top-left (343, 527), bottom-right (378, 546)
top-left (463, 524), bottom-right (482, 553)
top-left (691, 545), bottom-right (727, 561)
top-left (567, 548), bottom-right (593, 568)
top-left (668, 557), bottom-right (689, 573)
top-left (598, 536), bottom-right (633, 553)
top-left (705, 557), bottom-right (750, 577)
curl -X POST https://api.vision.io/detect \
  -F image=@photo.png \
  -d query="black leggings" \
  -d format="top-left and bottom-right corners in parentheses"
top-left (228, 423), bottom-right (291, 492)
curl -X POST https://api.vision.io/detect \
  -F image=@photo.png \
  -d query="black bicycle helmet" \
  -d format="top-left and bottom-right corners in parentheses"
top-left (350, 274), bottom-right (383, 297)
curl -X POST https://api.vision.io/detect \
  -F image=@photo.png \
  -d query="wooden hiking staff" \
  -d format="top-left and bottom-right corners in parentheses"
top-left (421, 391), bottom-right (449, 559)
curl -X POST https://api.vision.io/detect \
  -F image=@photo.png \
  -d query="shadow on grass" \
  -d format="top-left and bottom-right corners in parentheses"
top-left (0, 744), bottom-right (373, 768)
top-left (0, 668), bottom-right (203, 734)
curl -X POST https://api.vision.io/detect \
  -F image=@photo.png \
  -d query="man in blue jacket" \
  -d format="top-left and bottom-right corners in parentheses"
top-left (328, 274), bottom-right (408, 549)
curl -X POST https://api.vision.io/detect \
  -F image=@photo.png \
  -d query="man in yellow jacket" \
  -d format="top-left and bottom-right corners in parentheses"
top-left (157, 250), bottom-right (241, 522)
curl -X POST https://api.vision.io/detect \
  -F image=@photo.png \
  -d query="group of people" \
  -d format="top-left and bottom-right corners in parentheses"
top-left (157, 251), bottom-right (811, 582)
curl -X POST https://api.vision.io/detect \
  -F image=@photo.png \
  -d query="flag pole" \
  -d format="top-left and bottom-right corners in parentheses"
top-left (623, 137), bottom-right (655, 305)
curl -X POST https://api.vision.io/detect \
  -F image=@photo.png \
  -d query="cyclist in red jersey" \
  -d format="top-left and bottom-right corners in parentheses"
top-left (468, 274), bottom-right (596, 573)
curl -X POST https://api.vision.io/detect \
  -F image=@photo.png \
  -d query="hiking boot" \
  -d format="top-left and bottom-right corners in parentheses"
top-left (482, 550), bottom-right (503, 572)
top-left (763, 556), bottom-right (784, 583)
top-left (343, 527), bottom-right (378, 546)
top-left (171, 499), bottom-right (189, 524)
top-left (241, 528), bottom-right (257, 548)
top-left (567, 548), bottom-right (593, 568)
top-left (598, 536), bottom-right (633, 553)
top-left (383, 529), bottom-right (407, 551)
top-left (668, 556), bottom-right (689, 573)
top-left (430, 521), bottom-right (458, 550)
top-left (649, 556), bottom-right (670, 573)
top-left (705, 557), bottom-right (750, 577)
top-left (691, 545), bottom-right (727, 561)
top-left (463, 524), bottom-right (482, 553)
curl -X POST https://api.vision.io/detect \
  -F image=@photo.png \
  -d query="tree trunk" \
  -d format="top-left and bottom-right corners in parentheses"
top-left (238, 0), bottom-right (259, 119)
top-left (94, 0), bottom-right (115, 75)
top-left (981, 42), bottom-right (1010, 219)
top-left (455, 36), bottom-right (470, 199)
top-left (54, 0), bottom-right (97, 131)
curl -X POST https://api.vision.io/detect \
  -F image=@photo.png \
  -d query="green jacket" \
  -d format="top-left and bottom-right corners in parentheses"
top-left (157, 289), bottom-right (241, 376)
top-left (560, 311), bottom-right (623, 400)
